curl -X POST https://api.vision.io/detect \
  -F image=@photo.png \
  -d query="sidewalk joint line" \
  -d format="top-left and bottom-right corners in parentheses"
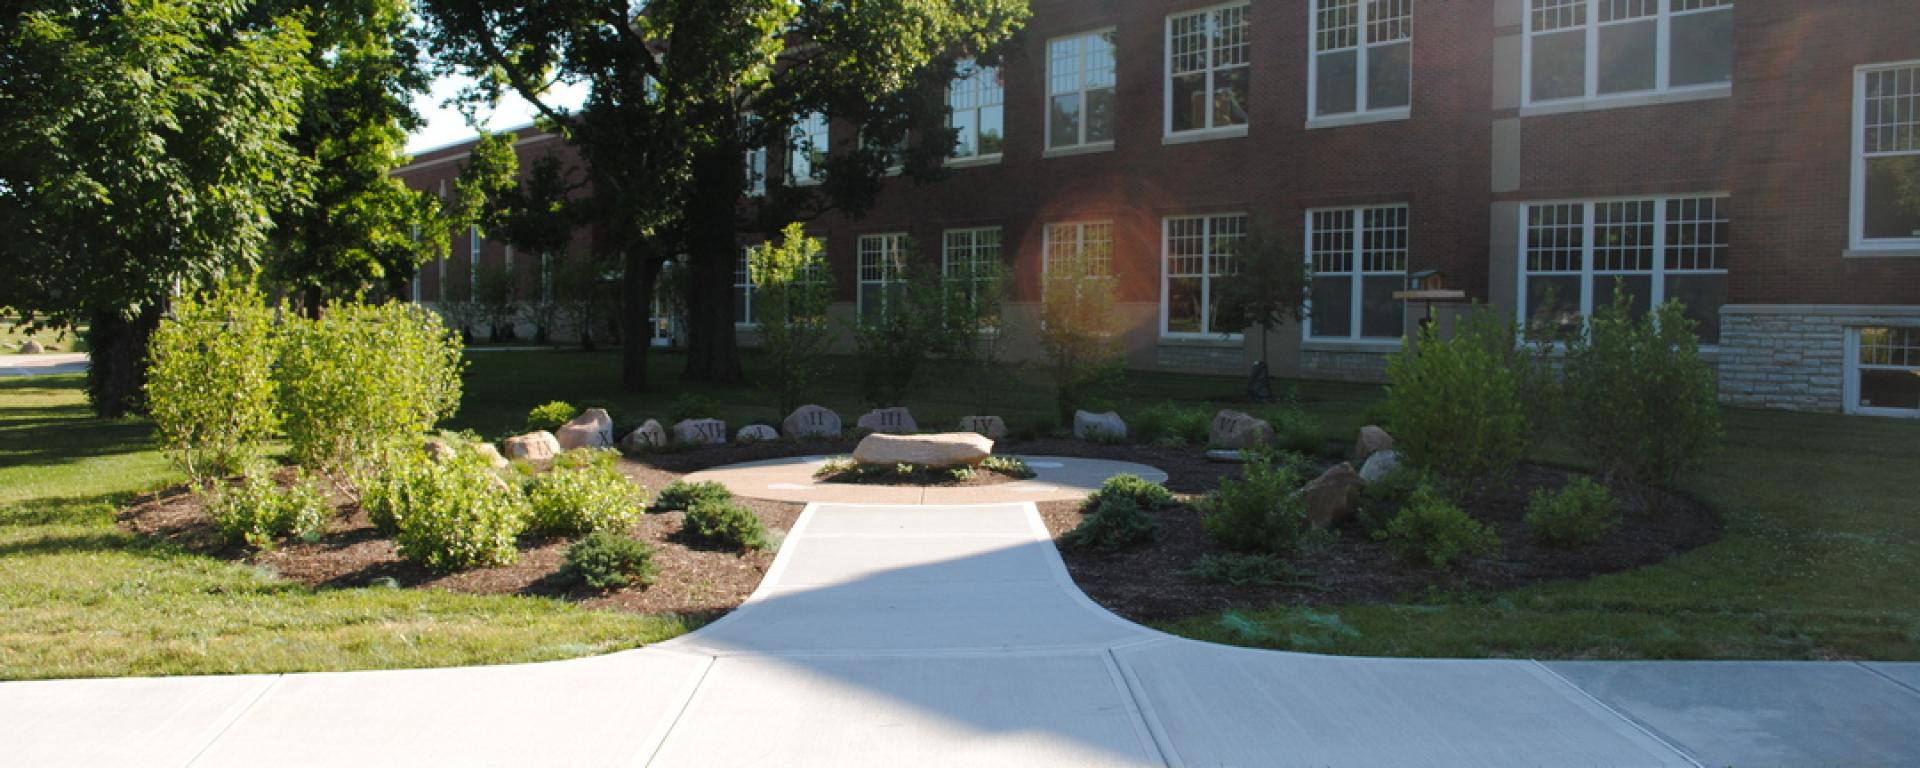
top-left (633, 654), bottom-right (717, 768)
top-left (178, 674), bottom-right (282, 768)
top-left (1106, 647), bottom-right (1181, 768)
top-left (1529, 661), bottom-right (1705, 768)
top-left (1857, 661), bottom-right (1920, 701)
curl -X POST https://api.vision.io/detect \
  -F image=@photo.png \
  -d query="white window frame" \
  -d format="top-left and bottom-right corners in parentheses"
top-left (947, 59), bottom-right (1006, 166)
top-left (1850, 60), bottom-right (1920, 254)
top-left (857, 233), bottom-right (910, 320)
top-left (1165, 2), bottom-right (1253, 142)
top-left (942, 227), bottom-right (1003, 304)
top-left (788, 112), bottom-right (829, 187)
top-left (1160, 213), bottom-right (1248, 339)
top-left (745, 145), bottom-right (768, 197)
top-left (1303, 204), bottom-right (1410, 344)
top-left (1845, 326), bottom-right (1920, 418)
top-left (1042, 221), bottom-right (1115, 281)
top-left (1045, 29), bottom-right (1118, 155)
top-left (1307, 0), bottom-right (1413, 128)
top-left (1515, 193), bottom-right (1730, 345)
top-left (734, 246), bottom-right (756, 328)
top-left (1521, 0), bottom-right (1733, 110)
top-left (468, 225), bottom-right (481, 299)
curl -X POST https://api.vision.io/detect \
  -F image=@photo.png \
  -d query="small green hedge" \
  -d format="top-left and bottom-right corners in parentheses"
top-left (682, 500), bottom-right (768, 551)
top-left (1379, 484), bottom-right (1500, 568)
top-left (654, 479), bottom-right (734, 511)
top-left (1200, 451), bottom-right (1311, 555)
top-left (563, 532), bottom-right (657, 590)
top-left (1526, 477), bottom-right (1619, 547)
top-left (202, 463), bottom-right (328, 550)
top-left (527, 449), bottom-right (646, 536)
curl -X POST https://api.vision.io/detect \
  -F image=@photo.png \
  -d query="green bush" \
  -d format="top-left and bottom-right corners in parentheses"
top-left (381, 451), bottom-right (528, 571)
top-left (1133, 403), bottom-right (1211, 446)
top-left (851, 250), bottom-right (974, 407)
top-left (1564, 288), bottom-right (1722, 492)
top-left (1090, 474), bottom-right (1174, 510)
top-left (527, 449), bottom-right (647, 536)
top-left (1355, 467), bottom-right (1434, 534)
top-left (1062, 493), bottom-right (1158, 551)
top-left (1263, 406), bottom-right (1325, 456)
top-left (750, 224), bottom-right (840, 415)
top-left (1199, 451), bottom-right (1312, 554)
top-left (1038, 249), bottom-right (1125, 425)
top-left (1379, 485), bottom-right (1501, 568)
top-left (201, 462), bottom-right (329, 550)
top-left (654, 479), bottom-right (733, 511)
top-left (526, 400), bottom-right (578, 433)
top-left (277, 301), bottom-right (464, 477)
top-left (563, 532), bottom-right (657, 591)
top-left (1384, 321), bottom-right (1526, 482)
top-left (1526, 477), bottom-right (1620, 547)
top-left (1183, 553), bottom-right (1299, 586)
top-left (682, 500), bottom-right (769, 551)
top-left (146, 284), bottom-right (280, 483)
top-left (979, 455), bottom-right (1035, 478)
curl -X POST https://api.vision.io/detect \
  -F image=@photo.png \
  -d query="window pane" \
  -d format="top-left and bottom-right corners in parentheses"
top-left (1316, 50), bottom-right (1358, 116)
top-left (1214, 67), bottom-right (1251, 126)
top-left (734, 286), bottom-right (750, 325)
top-left (1086, 88), bottom-right (1117, 143)
top-left (1049, 94), bottom-right (1081, 148)
top-left (1664, 274), bottom-right (1727, 344)
top-left (1864, 156), bottom-right (1920, 241)
top-left (1167, 277), bottom-right (1204, 333)
top-left (1859, 369), bottom-right (1920, 411)
top-left (1367, 41), bottom-right (1412, 109)
top-left (950, 110), bottom-right (977, 158)
top-left (1595, 274), bottom-right (1653, 319)
top-left (1532, 29), bottom-right (1586, 101)
top-left (978, 105), bottom-right (1004, 156)
top-left (1597, 19), bottom-right (1657, 94)
top-left (859, 283), bottom-right (881, 320)
top-left (1360, 275), bottom-right (1404, 338)
top-left (1669, 9), bottom-right (1732, 86)
top-left (1172, 73), bottom-right (1208, 132)
top-left (1525, 275), bottom-right (1582, 340)
top-left (1310, 276), bottom-right (1353, 338)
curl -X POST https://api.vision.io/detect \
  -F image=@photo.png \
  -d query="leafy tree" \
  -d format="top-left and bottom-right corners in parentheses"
top-left (1037, 250), bottom-right (1124, 425)
top-left (947, 255), bottom-right (1014, 415)
top-left (749, 224), bottom-right (837, 415)
top-left (0, 0), bottom-right (313, 416)
top-left (1213, 233), bottom-right (1310, 359)
top-left (852, 249), bottom-right (973, 407)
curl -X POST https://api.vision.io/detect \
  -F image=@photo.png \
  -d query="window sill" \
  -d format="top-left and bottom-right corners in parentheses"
top-left (788, 179), bottom-right (823, 188)
top-left (1158, 334), bottom-right (1244, 347)
top-left (1844, 246), bottom-right (1920, 259)
top-left (1163, 126), bottom-right (1249, 146)
top-left (1305, 109), bottom-right (1411, 130)
top-left (944, 155), bottom-right (1003, 169)
top-left (1302, 338), bottom-right (1402, 353)
top-left (1042, 142), bottom-right (1115, 159)
top-left (1520, 84), bottom-right (1730, 117)
top-left (1849, 405), bottom-right (1920, 420)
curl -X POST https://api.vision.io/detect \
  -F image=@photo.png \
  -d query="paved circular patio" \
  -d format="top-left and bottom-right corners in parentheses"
top-left (680, 454), bottom-right (1169, 504)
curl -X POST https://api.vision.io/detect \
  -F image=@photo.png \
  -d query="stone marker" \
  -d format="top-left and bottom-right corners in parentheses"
top-left (621, 419), bottom-right (667, 453)
top-left (852, 432), bottom-right (993, 468)
top-left (959, 415), bottom-right (1008, 439)
top-left (1073, 410), bottom-right (1127, 441)
top-left (1298, 463), bottom-right (1364, 530)
top-left (857, 407), bottom-right (917, 434)
top-left (503, 431), bottom-right (562, 462)
top-left (673, 418), bottom-right (728, 446)
top-left (555, 408), bottom-right (615, 451)
top-left (18, 339), bottom-right (43, 354)
top-left (783, 404), bottom-right (842, 440)
top-left (471, 442), bottom-right (511, 470)
top-left (736, 424), bottom-right (779, 443)
top-left (1353, 425), bottom-right (1396, 463)
top-left (1209, 410), bottom-right (1274, 449)
top-left (1358, 449), bottom-right (1401, 483)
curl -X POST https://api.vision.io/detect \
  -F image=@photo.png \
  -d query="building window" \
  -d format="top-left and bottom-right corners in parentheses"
top-left (734, 247), bottom-right (755, 326)
top-left (1044, 221), bottom-right (1115, 280)
top-left (857, 233), bottom-right (909, 320)
top-left (744, 146), bottom-right (767, 197)
top-left (1310, 0), bottom-right (1412, 120)
top-left (949, 60), bottom-right (1005, 161)
top-left (1162, 214), bottom-right (1247, 336)
top-left (1853, 62), bottom-right (1920, 250)
top-left (943, 227), bottom-right (1002, 308)
top-left (1525, 0), bottom-right (1732, 106)
top-left (1047, 30), bottom-right (1117, 150)
top-left (1307, 205), bottom-right (1408, 341)
top-left (1167, 3), bottom-right (1251, 136)
top-left (1851, 326), bottom-right (1920, 416)
top-left (468, 225), bottom-right (481, 299)
top-left (788, 112), bottom-right (829, 185)
top-left (1520, 195), bottom-right (1729, 343)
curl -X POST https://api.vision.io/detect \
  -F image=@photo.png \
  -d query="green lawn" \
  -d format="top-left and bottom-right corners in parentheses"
top-left (1, 323), bottom-right (86, 354)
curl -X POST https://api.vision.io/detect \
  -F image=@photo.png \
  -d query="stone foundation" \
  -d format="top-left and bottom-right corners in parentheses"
top-left (1717, 305), bottom-right (1920, 413)
top-left (1298, 347), bottom-right (1393, 383)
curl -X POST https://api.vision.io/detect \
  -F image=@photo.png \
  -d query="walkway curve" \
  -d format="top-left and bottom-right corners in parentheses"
top-left (3, 500), bottom-right (1917, 767)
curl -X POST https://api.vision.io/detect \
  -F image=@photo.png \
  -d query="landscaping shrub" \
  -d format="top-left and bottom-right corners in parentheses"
top-left (527, 449), bottom-right (647, 536)
top-left (1063, 493), bottom-right (1158, 551)
top-left (1183, 553), bottom-right (1299, 587)
top-left (146, 284), bottom-right (279, 483)
top-left (1037, 250), bottom-right (1125, 425)
top-left (563, 532), bottom-right (657, 591)
top-left (277, 301), bottom-right (464, 477)
top-left (1384, 321), bottom-right (1526, 482)
top-left (681, 500), bottom-right (769, 551)
top-left (979, 455), bottom-right (1035, 478)
top-left (1133, 403), bottom-right (1211, 446)
top-left (1354, 466), bottom-right (1436, 534)
top-left (1526, 477), bottom-right (1620, 547)
top-left (852, 252), bottom-right (973, 407)
top-left (526, 400), bottom-right (577, 433)
top-left (750, 225), bottom-right (841, 415)
top-left (1200, 451), bottom-right (1312, 555)
top-left (1262, 406), bottom-right (1325, 456)
top-left (201, 462), bottom-right (328, 550)
top-left (1379, 484), bottom-right (1500, 568)
top-left (383, 451), bottom-right (528, 571)
top-left (1563, 289), bottom-right (1721, 492)
top-left (654, 479), bottom-right (733, 511)
top-left (1090, 474), bottom-right (1174, 511)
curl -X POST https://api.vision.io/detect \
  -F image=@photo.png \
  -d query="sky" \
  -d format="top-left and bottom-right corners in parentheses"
top-left (405, 75), bottom-right (588, 155)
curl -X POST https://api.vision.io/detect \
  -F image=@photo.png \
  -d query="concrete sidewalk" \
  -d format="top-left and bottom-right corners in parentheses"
top-left (0, 352), bottom-right (88, 377)
top-left (3, 501), bottom-right (1916, 766)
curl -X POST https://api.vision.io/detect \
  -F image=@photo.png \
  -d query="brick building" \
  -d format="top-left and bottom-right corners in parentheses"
top-left (394, 0), bottom-right (1920, 417)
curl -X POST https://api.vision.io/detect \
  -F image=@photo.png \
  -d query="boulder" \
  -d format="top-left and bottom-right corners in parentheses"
top-left (471, 442), bottom-right (511, 470)
top-left (1209, 409), bottom-right (1274, 449)
top-left (422, 438), bottom-right (457, 462)
top-left (620, 420), bottom-right (667, 453)
top-left (1073, 410), bottom-right (1127, 442)
top-left (782, 404), bottom-right (842, 440)
top-left (1358, 449), bottom-right (1401, 483)
top-left (673, 418), bottom-right (728, 446)
top-left (857, 407), bottom-right (917, 434)
top-left (503, 431), bottom-right (562, 462)
top-left (18, 339), bottom-right (42, 354)
top-left (1353, 425), bottom-right (1396, 463)
top-left (1297, 463), bottom-right (1364, 530)
top-left (852, 432), bottom-right (993, 468)
top-left (736, 424), bottom-right (779, 443)
top-left (958, 415), bottom-right (1008, 439)
top-left (555, 408), bottom-right (614, 451)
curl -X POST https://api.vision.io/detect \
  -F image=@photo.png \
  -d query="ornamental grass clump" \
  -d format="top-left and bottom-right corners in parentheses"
top-left (527, 449), bottom-right (646, 536)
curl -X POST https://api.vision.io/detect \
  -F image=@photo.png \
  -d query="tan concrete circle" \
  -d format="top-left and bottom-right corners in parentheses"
top-left (681, 455), bottom-right (1169, 505)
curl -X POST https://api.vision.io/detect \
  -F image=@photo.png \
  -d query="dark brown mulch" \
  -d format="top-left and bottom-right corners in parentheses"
top-left (1039, 463), bottom-right (1724, 623)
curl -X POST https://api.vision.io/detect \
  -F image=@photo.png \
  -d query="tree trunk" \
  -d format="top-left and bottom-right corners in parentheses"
top-left (680, 143), bottom-right (745, 384)
top-left (620, 251), bottom-right (659, 391)
top-left (85, 303), bottom-right (162, 418)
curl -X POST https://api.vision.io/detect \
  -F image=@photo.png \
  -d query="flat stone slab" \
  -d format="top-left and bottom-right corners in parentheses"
top-left (681, 455), bottom-right (1168, 504)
